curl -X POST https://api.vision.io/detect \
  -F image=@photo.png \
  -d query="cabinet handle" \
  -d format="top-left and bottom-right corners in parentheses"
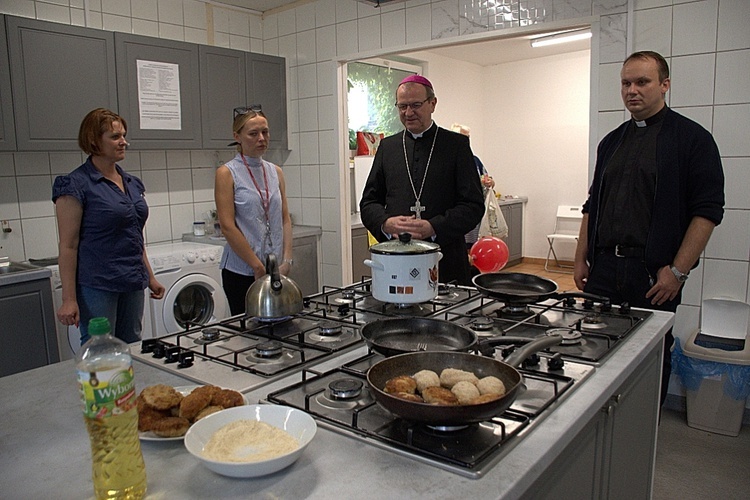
top-left (612, 394), bottom-right (622, 405)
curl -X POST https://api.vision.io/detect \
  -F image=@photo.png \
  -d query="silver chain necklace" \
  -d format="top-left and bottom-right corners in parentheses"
top-left (402, 126), bottom-right (438, 219)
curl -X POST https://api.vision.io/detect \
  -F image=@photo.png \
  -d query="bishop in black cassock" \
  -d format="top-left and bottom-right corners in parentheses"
top-left (360, 120), bottom-right (484, 285)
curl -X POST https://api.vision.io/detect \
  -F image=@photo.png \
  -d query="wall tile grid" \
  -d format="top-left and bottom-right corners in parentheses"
top-left (1, 0), bottom-right (748, 301)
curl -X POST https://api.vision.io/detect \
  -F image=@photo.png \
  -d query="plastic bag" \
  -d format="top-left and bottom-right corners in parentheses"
top-left (356, 131), bottom-right (383, 155)
top-left (478, 190), bottom-right (508, 239)
top-left (672, 338), bottom-right (750, 400)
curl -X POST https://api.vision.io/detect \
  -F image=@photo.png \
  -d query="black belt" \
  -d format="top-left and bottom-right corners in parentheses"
top-left (600, 245), bottom-right (645, 258)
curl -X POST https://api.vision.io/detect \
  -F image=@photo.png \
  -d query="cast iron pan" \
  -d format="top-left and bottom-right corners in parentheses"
top-left (366, 335), bottom-right (562, 425)
top-left (473, 272), bottom-right (609, 305)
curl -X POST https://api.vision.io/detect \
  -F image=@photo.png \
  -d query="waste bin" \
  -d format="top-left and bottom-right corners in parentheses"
top-left (672, 299), bottom-right (750, 437)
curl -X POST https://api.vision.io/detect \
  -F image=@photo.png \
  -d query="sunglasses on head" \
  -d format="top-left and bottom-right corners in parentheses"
top-left (233, 105), bottom-right (262, 118)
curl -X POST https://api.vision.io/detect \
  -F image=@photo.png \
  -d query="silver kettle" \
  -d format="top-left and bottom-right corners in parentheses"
top-left (244, 254), bottom-right (303, 319)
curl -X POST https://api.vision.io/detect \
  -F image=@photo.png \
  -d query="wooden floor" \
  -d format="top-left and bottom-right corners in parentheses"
top-left (503, 259), bottom-right (577, 292)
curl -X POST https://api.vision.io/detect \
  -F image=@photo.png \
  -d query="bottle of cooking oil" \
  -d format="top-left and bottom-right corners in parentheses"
top-left (76, 317), bottom-right (147, 499)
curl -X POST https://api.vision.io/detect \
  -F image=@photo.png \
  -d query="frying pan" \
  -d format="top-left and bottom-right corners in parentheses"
top-left (472, 272), bottom-right (609, 305)
top-left (360, 317), bottom-right (542, 357)
top-left (366, 334), bottom-right (562, 425)
top-left (361, 317), bottom-right (477, 357)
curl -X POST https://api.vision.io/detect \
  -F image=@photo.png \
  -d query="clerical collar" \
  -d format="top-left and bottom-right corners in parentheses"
top-left (408, 121), bottom-right (436, 139)
top-left (633, 105), bottom-right (668, 128)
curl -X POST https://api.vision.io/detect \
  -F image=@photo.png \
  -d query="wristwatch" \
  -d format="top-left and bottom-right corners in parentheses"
top-left (670, 265), bottom-right (689, 283)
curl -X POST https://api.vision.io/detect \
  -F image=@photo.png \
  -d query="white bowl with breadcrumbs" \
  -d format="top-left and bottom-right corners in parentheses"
top-left (184, 404), bottom-right (316, 477)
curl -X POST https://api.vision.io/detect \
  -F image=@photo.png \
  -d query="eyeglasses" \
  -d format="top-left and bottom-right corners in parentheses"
top-left (233, 105), bottom-right (262, 118)
top-left (395, 98), bottom-right (431, 112)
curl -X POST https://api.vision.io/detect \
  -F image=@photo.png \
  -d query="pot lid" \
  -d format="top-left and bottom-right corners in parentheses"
top-left (370, 233), bottom-right (440, 255)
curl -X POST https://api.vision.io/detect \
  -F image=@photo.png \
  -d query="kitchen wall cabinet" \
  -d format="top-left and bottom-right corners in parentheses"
top-left (524, 341), bottom-right (662, 500)
top-left (199, 45), bottom-right (246, 150)
top-left (115, 33), bottom-right (202, 150)
top-left (0, 273), bottom-right (59, 377)
top-left (351, 226), bottom-right (370, 281)
top-left (500, 201), bottom-right (523, 265)
top-left (247, 53), bottom-right (287, 150)
top-left (2, 15), bottom-right (287, 153)
top-left (5, 16), bottom-right (117, 151)
top-left (0, 16), bottom-right (16, 151)
top-left (199, 48), bottom-right (287, 150)
top-left (288, 234), bottom-right (319, 297)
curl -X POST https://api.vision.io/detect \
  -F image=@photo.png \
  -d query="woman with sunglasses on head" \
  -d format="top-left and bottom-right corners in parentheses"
top-left (215, 105), bottom-right (294, 315)
top-left (52, 108), bottom-right (165, 345)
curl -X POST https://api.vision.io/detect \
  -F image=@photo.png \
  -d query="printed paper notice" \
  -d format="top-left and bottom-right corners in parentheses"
top-left (137, 60), bottom-right (182, 130)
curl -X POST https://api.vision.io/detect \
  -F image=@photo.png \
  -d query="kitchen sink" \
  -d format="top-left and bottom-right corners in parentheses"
top-left (0, 261), bottom-right (40, 275)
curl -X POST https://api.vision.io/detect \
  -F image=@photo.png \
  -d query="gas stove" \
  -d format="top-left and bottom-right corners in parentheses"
top-left (133, 278), bottom-right (652, 478)
top-left (266, 348), bottom-right (595, 478)
top-left (443, 295), bottom-right (652, 363)
top-left (131, 279), bottom-right (480, 392)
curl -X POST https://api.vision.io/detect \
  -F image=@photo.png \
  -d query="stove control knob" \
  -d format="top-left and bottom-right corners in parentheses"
top-left (564, 297), bottom-right (576, 307)
top-left (522, 353), bottom-right (540, 368)
top-left (548, 353), bottom-right (565, 370)
top-left (582, 299), bottom-right (594, 310)
top-left (178, 351), bottom-right (194, 368)
top-left (165, 346), bottom-right (181, 363)
top-left (337, 303), bottom-right (350, 316)
top-left (619, 302), bottom-right (631, 314)
top-left (600, 301), bottom-right (612, 312)
top-left (501, 346), bottom-right (515, 359)
top-left (303, 297), bottom-right (311, 308)
top-left (152, 343), bottom-right (166, 359)
top-left (140, 338), bottom-right (158, 353)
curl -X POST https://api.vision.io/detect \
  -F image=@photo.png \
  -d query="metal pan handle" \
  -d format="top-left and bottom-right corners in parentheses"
top-left (503, 334), bottom-right (563, 367)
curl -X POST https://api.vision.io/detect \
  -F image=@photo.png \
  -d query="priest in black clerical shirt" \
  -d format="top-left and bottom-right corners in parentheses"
top-left (360, 75), bottom-right (484, 285)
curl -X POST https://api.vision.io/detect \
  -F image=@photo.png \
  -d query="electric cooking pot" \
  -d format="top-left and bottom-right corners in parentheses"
top-left (364, 233), bottom-right (442, 304)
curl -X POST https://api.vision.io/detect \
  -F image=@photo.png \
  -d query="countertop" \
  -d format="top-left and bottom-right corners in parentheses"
top-left (181, 225), bottom-right (322, 245)
top-left (0, 309), bottom-right (673, 499)
top-left (351, 196), bottom-right (527, 229)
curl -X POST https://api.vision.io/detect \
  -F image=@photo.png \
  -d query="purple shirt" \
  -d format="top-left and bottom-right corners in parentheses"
top-left (52, 157), bottom-right (149, 292)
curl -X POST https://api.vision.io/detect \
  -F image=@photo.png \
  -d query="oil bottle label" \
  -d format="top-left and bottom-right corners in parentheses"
top-left (78, 366), bottom-right (137, 420)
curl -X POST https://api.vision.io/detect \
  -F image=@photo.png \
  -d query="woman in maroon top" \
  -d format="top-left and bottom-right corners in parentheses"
top-left (52, 108), bottom-right (164, 344)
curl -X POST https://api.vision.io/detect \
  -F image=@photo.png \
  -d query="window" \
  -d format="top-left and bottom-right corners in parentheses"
top-left (347, 59), bottom-right (423, 149)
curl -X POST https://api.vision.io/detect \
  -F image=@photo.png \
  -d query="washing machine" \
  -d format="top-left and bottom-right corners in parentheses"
top-left (47, 264), bottom-right (152, 362)
top-left (146, 241), bottom-right (229, 337)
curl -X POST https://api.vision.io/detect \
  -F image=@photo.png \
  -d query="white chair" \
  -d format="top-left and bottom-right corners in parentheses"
top-left (545, 205), bottom-right (583, 272)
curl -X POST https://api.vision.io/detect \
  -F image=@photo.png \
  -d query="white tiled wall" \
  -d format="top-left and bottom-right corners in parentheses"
top-left (1, 0), bottom-right (748, 307)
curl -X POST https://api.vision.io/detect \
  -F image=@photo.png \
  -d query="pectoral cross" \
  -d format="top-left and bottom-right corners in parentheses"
top-left (410, 200), bottom-right (426, 219)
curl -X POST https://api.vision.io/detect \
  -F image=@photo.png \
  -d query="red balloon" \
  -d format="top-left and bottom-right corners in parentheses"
top-left (470, 237), bottom-right (509, 273)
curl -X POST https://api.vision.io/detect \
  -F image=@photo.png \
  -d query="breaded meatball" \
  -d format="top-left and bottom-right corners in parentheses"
top-left (211, 389), bottom-right (244, 409)
top-left (412, 370), bottom-right (441, 393)
top-left (391, 392), bottom-right (424, 403)
top-left (439, 368), bottom-right (479, 389)
top-left (422, 386), bottom-right (459, 405)
top-left (140, 384), bottom-right (183, 410)
top-left (191, 384), bottom-right (221, 400)
top-left (179, 389), bottom-right (212, 421)
top-left (468, 393), bottom-right (503, 405)
top-left (150, 416), bottom-right (190, 437)
top-left (137, 404), bottom-right (170, 432)
top-left (451, 380), bottom-right (481, 405)
top-left (194, 405), bottom-right (224, 421)
top-left (384, 375), bottom-right (418, 394)
top-left (476, 376), bottom-right (506, 396)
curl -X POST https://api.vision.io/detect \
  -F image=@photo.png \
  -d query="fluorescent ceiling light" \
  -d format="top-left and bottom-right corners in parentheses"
top-left (530, 30), bottom-right (592, 48)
